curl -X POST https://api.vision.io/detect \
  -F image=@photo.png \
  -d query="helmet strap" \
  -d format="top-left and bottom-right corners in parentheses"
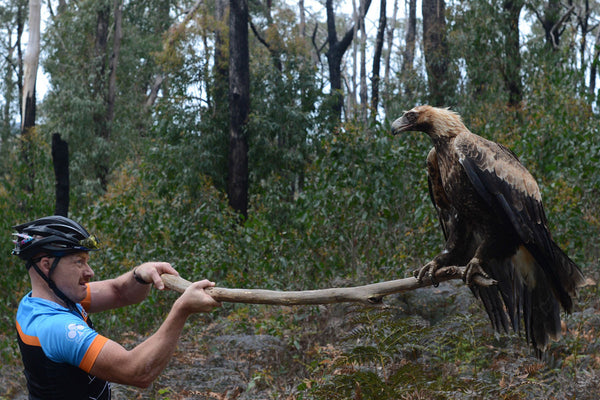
top-left (28, 257), bottom-right (78, 312)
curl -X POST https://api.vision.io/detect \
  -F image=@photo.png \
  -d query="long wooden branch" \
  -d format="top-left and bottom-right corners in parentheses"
top-left (161, 266), bottom-right (496, 306)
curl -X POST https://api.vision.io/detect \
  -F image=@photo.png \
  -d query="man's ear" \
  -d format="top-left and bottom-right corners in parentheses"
top-left (37, 256), bottom-right (53, 274)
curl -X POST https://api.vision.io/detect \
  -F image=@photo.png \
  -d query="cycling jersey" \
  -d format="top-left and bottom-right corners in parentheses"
top-left (16, 284), bottom-right (111, 399)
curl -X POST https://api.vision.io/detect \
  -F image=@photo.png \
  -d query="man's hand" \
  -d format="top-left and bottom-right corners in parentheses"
top-left (133, 262), bottom-right (179, 290)
top-left (175, 279), bottom-right (221, 315)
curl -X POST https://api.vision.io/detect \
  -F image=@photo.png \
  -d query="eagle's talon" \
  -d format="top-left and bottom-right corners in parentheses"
top-left (413, 269), bottom-right (421, 280)
top-left (429, 272), bottom-right (440, 287)
top-left (464, 259), bottom-right (489, 286)
top-left (415, 261), bottom-right (440, 286)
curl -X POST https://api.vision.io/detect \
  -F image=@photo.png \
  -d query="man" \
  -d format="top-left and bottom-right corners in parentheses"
top-left (13, 215), bottom-right (221, 399)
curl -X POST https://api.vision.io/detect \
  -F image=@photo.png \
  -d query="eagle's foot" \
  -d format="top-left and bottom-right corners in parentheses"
top-left (464, 258), bottom-right (491, 286)
top-left (414, 260), bottom-right (440, 287)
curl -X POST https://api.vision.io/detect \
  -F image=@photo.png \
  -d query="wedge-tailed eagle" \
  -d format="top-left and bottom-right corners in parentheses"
top-left (391, 105), bottom-right (585, 352)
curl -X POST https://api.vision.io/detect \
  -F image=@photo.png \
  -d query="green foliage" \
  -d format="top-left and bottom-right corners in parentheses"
top-left (0, 129), bottom-right (56, 332)
top-left (41, 0), bottom-right (167, 202)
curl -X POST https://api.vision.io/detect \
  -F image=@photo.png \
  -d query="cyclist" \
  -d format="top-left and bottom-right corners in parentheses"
top-left (13, 215), bottom-right (220, 399)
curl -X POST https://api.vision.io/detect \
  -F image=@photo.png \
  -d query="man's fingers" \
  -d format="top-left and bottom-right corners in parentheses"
top-left (152, 273), bottom-right (165, 290)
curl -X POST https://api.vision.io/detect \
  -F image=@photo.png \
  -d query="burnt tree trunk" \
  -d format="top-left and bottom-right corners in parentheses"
top-left (228, 0), bottom-right (250, 218)
top-left (52, 134), bottom-right (69, 217)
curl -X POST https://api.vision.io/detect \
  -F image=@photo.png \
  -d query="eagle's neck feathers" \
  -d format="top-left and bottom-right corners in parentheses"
top-left (426, 110), bottom-right (470, 140)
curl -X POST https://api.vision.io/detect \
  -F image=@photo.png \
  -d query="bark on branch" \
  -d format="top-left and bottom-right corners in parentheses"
top-left (161, 266), bottom-right (496, 306)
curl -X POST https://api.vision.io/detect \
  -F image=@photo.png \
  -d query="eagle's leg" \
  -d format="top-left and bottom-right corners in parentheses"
top-left (415, 232), bottom-right (470, 287)
top-left (464, 257), bottom-right (492, 286)
top-left (414, 246), bottom-right (462, 286)
top-left (414, 259), bottom-right (442, 287)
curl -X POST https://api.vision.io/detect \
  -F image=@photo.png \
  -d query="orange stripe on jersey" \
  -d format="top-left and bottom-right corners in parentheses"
top-left (16, 320), bottom-right (41, 347)
top-left (79, 335), bottom-right (108, 373)
top-left (81, 284), bottom-right (92, 311)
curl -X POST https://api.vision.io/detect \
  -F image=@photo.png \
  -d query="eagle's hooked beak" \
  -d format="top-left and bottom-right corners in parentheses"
top-left (391, 113), bottom-right (414, 135)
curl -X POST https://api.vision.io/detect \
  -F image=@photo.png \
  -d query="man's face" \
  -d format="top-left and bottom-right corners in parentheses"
top-left (52, 252), bottom-right (94, 303)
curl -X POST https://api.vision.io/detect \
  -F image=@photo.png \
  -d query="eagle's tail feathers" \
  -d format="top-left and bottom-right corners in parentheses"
top-left (474, 286), bottom-right (511, 333)
top-left (550, 241), bottom-right (586, 313)
top-left (523, 279), bottom-right (562, 352)
top-left (472, 259), bottom-right (517, 334)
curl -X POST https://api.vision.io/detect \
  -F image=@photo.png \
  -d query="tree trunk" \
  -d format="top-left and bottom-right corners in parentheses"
top-left (383, 0), bottom-right (398, 116)
top-left (93, 0), bottom-right (110, 191)
top-left (17, 2), bottom-right (25, 122)
top-left (422, 0), bottom-right (450, 105)
top-left (325, 0), bottom-right (372, 122)
top-left (359, 0), bottom-right (368, 124)
top-left (93, 1), bottom-right (109, 138)
top-left (228, 0), bottom-right (250, 218)
top-left (21, 0), bottom-right (40, 132)
top-left (106, 0), bottom-right (122, 126)
top-left (370, 0), bottom-right (386, 123)
top-left (299, 0), bottom-right (306, 37)
top-left (21, 0), bottom-right (41, 194)
top-left (590, 27), bottom-right (600, 96)
top-left (502, 0), bottom-right (523, 109)
top-left (213, 0), bottom-right (229, 118)
top-left (402, 0), bottom-right (416, 75)
top-left (52, 134), bottom-right (70, 217)
top-left (349, 0), bottom-right (358, 118)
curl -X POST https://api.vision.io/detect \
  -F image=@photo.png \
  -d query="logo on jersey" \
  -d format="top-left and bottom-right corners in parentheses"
top-left (66, 323), bottom-right (86, 342)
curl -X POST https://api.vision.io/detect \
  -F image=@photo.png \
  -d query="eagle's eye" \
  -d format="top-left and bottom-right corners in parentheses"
top-left (405, 111), bottom-right (418, 124)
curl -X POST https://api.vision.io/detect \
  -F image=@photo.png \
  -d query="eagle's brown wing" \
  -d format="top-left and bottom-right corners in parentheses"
top-left (454, 133), bottom-right (584, 307)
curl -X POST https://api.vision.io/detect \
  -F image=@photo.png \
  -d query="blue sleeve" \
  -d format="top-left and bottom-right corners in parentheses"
top-left (36, 313), bottom-right (100, 367)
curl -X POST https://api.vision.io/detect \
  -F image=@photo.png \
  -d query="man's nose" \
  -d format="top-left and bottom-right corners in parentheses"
top-left (84, 264), bottom-right (94, 278)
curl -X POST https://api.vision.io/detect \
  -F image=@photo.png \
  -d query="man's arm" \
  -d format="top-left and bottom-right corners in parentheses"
top-left (89, 280), bottom-right (220, 388)
top-left (86, 262), bottom-right (179, 313)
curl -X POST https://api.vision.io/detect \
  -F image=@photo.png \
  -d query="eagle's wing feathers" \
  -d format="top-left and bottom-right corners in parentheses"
top-left (454, 134), bottom-right (584, 311)
top-left (426, 148), bottom-right (453, 241)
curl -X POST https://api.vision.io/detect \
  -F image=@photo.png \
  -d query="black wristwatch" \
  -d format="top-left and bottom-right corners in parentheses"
top-left (133, 268), bottom-right (151, 284)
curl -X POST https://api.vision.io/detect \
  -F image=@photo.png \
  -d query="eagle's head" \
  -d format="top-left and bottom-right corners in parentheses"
top-left (391, 105), bottom-right (464, 138)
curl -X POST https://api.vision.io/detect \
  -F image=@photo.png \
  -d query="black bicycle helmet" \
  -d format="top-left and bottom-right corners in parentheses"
top-left (12, 216), bottom-right (101, 312)
top-left (12, 215), bottom-right (100, 261)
